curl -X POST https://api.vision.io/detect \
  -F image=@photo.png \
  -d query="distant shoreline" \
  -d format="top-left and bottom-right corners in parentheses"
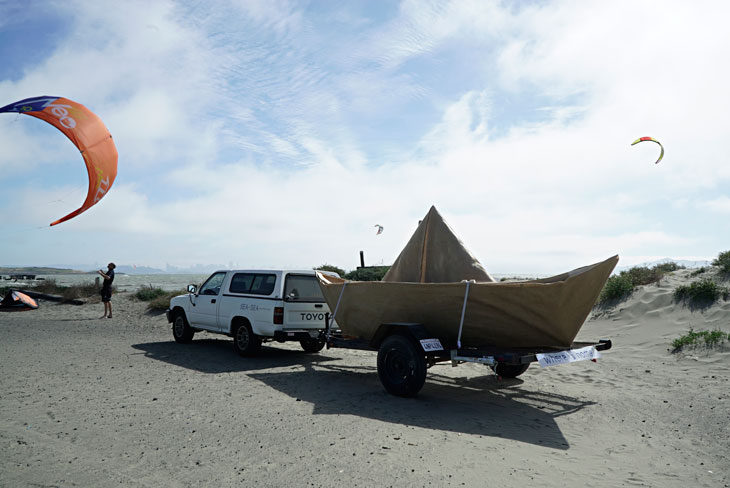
top-left (0, 267), bottom-right (90, 275)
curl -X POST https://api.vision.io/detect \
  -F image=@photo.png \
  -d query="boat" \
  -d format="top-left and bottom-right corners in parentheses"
top-left (317, 206), bottom-right (618, 350)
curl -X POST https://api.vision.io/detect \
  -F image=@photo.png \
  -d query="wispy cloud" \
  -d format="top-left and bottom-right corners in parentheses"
top-left (1, 0), bottom-right (728, 273)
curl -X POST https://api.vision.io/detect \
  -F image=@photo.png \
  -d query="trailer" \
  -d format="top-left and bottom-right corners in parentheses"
top-left (299, 313), bottom-right (612, 397)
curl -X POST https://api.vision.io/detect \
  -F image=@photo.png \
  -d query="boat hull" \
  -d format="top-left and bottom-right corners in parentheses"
top-left (317, 255), bottom-right (618, 349)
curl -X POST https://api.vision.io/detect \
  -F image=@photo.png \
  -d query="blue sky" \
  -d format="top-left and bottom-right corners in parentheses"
top-left (1, 0), bottom-right (728, 274)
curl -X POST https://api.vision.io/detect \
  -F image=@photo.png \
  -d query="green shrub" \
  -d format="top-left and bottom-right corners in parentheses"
top-left (712, 250), bottom-right (730, 274)
top-left (598, 262), bottom-right (686, 305)
top-left (28, 278), bottom-right (103, 299)
top-left (314, 264), bottom-right (346, 278)
top-left (690, 267), bottom-right (707, 277)
top-left (653, 262), bottom-right (684, 274)
top-left (135, 285), bottom-right (167, 301)
top-left (146, 289), bottom-right (187, 312)
top-left (345, 266), bottom-right (390, 281)
top-left (672, 328), bottom-right (729, 351)
top-left (674, 279), bottom-right (726, 304)
top-left (599, 274), bottom-right (635, 302)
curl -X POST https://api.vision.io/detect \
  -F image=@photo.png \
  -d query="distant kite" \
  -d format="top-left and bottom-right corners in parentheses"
top-left (0, 96), bottom-right (118, 225)
top-left (631, 136), bottom-right (664, 165)
top-left (374, 224), bottom-right (384, 235)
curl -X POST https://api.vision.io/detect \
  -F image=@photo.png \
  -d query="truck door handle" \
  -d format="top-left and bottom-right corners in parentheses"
top-left (211, 298), bottom-right (216, 303)
top-left (314, 304), bottom-right (323, 308)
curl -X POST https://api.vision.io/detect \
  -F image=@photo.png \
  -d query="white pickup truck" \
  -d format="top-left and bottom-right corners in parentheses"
top-left (166, 269), bottom-right (334, 356)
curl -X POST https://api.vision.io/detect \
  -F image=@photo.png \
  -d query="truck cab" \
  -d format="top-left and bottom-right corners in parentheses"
top-left (166, 269), bottom-right (334, 356)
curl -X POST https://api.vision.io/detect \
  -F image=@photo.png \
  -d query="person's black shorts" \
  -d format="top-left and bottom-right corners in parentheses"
top-left (101, 288), bottom-right (112, 302)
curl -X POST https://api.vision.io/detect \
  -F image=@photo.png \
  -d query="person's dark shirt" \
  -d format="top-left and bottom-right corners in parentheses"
top-left (102, 269), bottom-right (115, 290)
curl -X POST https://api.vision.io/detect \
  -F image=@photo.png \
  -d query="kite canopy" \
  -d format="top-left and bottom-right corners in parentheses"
top-left (0, 290), bottom-right (39, 312)
top-left (374, 224), bottom-right (384, 235)
top-left (631, 136), bottom-right (664, 164)
top-left (0, 96), bottom-right (118, 225)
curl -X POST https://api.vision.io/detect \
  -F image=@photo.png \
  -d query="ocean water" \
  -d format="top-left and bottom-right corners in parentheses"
top-left (2, 273), bottom-right (211, 293)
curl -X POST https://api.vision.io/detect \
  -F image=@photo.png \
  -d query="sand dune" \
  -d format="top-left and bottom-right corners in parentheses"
top-left (1, 269), bottom-right (728, 487)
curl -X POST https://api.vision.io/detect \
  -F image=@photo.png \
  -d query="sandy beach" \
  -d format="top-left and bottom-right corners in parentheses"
top-left (1, 268), bottom-right (729, 487)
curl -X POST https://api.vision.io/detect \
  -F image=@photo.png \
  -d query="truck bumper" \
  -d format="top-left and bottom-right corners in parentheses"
top-left (165, 309), bottom-right (172, 323)
top-left (273, 329), bottom-right (321, 343)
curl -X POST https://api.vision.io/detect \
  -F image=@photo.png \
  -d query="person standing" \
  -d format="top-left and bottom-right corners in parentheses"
top-left (98, 262), bottom-right (116, 318)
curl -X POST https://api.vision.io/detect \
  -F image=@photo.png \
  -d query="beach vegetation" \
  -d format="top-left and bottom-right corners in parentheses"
top-left (1, 278), bottom-right (104, 300)
top-left (598, 274), bottom-right (635, 302)
top-left (671, 328), bottom-right (730, 352)
top-left (712, 250), bottom-right (730, 274)
top-left (314, 264), bottom-right (346, 278)
top-left (674, 279), bottom-right (729, 305)
top-left (598, 262), bottom-right (683, 305)
top-left (689, 267), bottom-right (707, 277)
top-left (344, 266), bottom-right (390, 281)
top-left (145, 289), bottom-right (188, 312)
top-left (134, 285), bottom-right (168, 301)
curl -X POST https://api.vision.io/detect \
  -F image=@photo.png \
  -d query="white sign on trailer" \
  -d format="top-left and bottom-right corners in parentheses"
top-left (536, 346), bottom-right (600, 368)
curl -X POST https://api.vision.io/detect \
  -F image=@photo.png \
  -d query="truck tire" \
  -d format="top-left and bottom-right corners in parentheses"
top-left (494, 362), bottom-right (529, 378)
top-left (172, 310), bottom-right (195, 344)
top-left (300, 338), bottom-right (325, 353)
top-left (233, 321), bottom-right (261, 357)
top-left (377, 334), bottom-right (427, 397)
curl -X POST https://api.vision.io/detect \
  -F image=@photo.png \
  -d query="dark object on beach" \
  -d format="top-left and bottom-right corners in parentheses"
top-left (14, 289), bottom-right (84, 306)
top-left (0, 290), bottom-right (39, 311)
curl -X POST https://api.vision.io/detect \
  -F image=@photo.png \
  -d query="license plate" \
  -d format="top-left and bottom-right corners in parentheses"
top-left (536, 346), bottom-right (600, 368)
top-left (419, 338), bottom-right (444, 352)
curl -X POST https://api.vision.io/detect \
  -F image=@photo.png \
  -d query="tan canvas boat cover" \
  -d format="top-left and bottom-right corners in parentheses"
top-left (317, 205), bottom-right (618, 348)
top-left (382, 206), bottom-right (494, 283)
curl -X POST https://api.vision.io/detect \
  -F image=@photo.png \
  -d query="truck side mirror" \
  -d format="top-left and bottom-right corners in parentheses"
top-left (187, 284), bottom-right (197, 294)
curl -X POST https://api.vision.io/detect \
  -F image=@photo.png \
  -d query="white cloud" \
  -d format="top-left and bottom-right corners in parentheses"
top-left (2, 0), bottom-right (729, 274)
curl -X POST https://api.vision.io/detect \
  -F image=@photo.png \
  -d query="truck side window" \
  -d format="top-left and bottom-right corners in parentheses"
top-left (230, 273), bottom-right (276, 295)
top-left (199, 272), bottom-right (226, 296)
top-left (230, 273), bottom-right (254, 294)
top-left (250, 274), bottom-right (276, 295)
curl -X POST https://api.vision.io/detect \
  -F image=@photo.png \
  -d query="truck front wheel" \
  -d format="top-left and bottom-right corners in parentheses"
top-left (233, 322), bottom-right (261, 357)
top-left (377, 334), bottom-right (427, 397)
top-left (172, 311), bottom-right (195, 344)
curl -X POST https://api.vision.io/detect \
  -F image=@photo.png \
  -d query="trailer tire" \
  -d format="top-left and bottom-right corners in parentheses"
top-left (172, 310), bottom-right (195, 344)
top-left (494, 362), bottom-right (529, 378)
top-left (232, 321), bottom-right (261, 357)
top-left (300, 339), bottom-right (325, 353)
top-left (377, 334), bottom-right (427, 397)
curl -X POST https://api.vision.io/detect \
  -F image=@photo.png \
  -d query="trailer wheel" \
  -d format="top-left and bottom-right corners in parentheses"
top-left (300, 339), bottom-right (325, 353)
top-left (232, 321), bottom-right (261, 357)
top-left (172, 310), bottom-right (195, 344)
top-left (377, 334), bottom-right (427, 397)
top-left (494, 362), bottom-right (529, 378)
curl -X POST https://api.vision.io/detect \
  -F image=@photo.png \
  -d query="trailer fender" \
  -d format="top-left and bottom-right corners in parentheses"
top-left (369, 323), bottom-right (442, 351)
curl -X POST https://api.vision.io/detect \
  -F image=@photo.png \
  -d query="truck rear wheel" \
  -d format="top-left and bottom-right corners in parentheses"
top-left (300, 339), bottom-right (325, 353)
top-left (172, 311), bottom-right (195, 344)
top-left (233, 322), bottom-right (261, 357)
top-left (377, 334), bottom-right (427, 397)
top-left (494, 362), bottom-right (529, 378)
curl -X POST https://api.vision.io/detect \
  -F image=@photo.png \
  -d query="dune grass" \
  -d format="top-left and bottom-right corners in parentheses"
top-left (672, 328), bottom-right (730, 352)
top-left (134, 285), bottom-right (168, 301)
top-left (713, 250), bottom-right (730, 274)
top-left (135, 288), bottom-right (188, 312)
top-left (598, 262), bottom-right (683, 304)
top-left (674, 279), bottom-right (730, 306)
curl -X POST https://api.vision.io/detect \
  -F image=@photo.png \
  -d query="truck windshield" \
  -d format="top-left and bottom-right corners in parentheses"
top-left (284, 275), bottom-right (325, 302)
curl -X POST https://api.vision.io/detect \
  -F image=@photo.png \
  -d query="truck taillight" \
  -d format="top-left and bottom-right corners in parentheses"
top-left (274, 307), bottom-right (284, 325)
